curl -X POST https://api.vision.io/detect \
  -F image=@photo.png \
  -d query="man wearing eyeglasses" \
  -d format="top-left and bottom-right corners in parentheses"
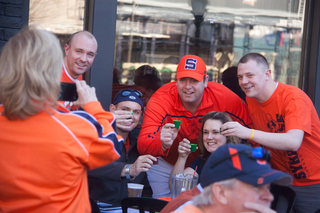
top-left (87, 89), bottom-right (157, 207)
top-left (221, 52), bottom-right (320, 213)
top-left (137, 55), bottom-right (252, 198)
top-left (61, 31), bottom-right (98, 110)
top-left (175, 144), bottom-right (292, 213)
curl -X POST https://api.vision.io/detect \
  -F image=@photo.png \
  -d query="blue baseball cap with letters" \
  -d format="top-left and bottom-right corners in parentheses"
top-left (200, 144), bottom-right (293, 188)
top-left (113, 89), bottom-right (144, 109)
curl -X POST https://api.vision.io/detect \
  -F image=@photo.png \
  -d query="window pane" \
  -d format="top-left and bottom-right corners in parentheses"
top-left (115, 0), bottom-right (304, 87)
top-left (29, 0), bottom-right (85, 47)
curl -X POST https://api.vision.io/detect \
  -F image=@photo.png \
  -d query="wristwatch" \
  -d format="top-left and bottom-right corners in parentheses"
top-left (125, 164), bottom-right (132, 180)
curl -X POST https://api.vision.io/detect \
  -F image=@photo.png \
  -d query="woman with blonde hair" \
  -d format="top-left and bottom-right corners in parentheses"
top-left (0, 26), bottom-right (120, 212)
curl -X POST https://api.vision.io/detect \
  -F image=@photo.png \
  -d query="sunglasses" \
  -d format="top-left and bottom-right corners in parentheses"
top-left (114, 89), bottom-right (143, 101)
top-left (210, 147), bottom-right (271, 169)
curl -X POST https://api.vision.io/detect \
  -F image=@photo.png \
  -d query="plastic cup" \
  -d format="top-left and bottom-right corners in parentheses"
top-left (173, 120), bottom-right (182, 128)
top-left (190, 144), bottom-right (197, 152)
top-left (127, 183), bottom-right (144, 197)
top-left (171, 173), bottom-right (198, 199)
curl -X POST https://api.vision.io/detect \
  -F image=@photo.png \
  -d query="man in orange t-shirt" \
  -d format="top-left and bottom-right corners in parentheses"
top-left (221, 52), bottom-right (320, 212)
top-left (60, 31), bottom-right (97, 110)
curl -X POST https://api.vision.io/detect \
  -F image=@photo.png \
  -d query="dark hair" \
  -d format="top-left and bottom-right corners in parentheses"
top-left (134, 65), bottom-right (159, 77)
top-left (198, 111), bottom-right (240, 161)
top-left (202, 75), bottom-right (207, 83)
top-left (134, 65), bottom-right (162, 93)
top-left (221, 66), bottom-right (246, 102)
top-left (238, 52), bottom-right (269, 70)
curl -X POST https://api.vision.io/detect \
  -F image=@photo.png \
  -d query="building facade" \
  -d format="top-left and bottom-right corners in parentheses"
top-left (0, 0), bottom-right (319, 114)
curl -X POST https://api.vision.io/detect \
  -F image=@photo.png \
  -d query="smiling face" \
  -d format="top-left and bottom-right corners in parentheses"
top-left (64, 32), bottom-right (97, 79)
top-left (202, 119), bottom-right (227, 153)
top-left (176, 77), bottom-right (208, 110)
top-left (237, 59), bottom-right (271, 103)
top-left (111, 101), bottom-right (142, 133)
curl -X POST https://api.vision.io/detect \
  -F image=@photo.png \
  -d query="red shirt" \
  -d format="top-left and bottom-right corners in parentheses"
top-left (138, 81), bottom-right (252, 166)
top-left (174, 204), bottom-right (203, 213)
top-left (160, 185), bottom-right (201, 213)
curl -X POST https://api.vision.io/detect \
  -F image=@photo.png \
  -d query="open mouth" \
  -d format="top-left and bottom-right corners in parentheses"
top-left (243, 85), bottom-right (253, 92)
top-left (207, 142), bottom-right (217, 146)
top-left (76, 62), bottom-right (87, 69)
top-left (184, 91), bottom-right (193, 95)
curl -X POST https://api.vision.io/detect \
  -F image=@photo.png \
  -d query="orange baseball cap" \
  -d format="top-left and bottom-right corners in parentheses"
top-left (176, 55), bottom-right (207, 81)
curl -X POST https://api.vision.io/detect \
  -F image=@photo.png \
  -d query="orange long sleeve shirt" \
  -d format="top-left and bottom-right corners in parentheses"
top-left (138, 81), bottom-right (252, 166)
top-left (0, 101), bottom-right (120, 213)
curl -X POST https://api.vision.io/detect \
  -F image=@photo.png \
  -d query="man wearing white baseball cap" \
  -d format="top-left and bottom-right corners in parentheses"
top-left (175, 144), bottom-right (293, 213)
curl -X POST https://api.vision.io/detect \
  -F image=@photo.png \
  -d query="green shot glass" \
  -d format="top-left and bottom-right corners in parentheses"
top-left (173, 120), bottom-right (182, 128)
top-left (190, 144), bottom-right (197, 152)
top-left (126, 112), bottom-right (134, 120)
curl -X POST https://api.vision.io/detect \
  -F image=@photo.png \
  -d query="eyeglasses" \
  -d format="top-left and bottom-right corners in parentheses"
top-left (114, 89), bottom-right (143, 101)
top-left (210, 147), bottom-right (271, 169)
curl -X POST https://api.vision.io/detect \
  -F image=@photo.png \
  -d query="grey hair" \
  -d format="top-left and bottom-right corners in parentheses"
top-left (192, 178), bottom-right (237, 206)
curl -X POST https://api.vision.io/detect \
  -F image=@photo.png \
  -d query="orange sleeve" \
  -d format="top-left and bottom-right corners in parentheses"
top-left (137, 96), bottom-right (169, 156)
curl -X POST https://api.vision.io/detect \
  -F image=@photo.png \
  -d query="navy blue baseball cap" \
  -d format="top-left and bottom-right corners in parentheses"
top-left (200, 144), bottom-right (293, 188)
top-left (113, 89), bottom-right (144, 109)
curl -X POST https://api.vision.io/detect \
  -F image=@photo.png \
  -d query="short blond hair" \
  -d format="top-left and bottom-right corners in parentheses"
top-left (0, 25), bottom-right (63, 120)
top-left (66, 30), bottom-right (98, 49)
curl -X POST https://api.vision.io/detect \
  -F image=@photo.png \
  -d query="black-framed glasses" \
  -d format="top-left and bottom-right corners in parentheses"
top-left (114, 89), bottom-right (143, 101)
top-left (210, 147), bottom-right (271, 169)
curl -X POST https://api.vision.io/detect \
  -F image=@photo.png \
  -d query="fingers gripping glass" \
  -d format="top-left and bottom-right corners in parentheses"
top-left (114, 89), bottom-right (143, 100)
top-left (210, 147), bottom-right (271, 169)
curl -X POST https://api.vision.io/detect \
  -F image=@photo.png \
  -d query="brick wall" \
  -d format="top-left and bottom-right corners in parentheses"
top-left (0, 0), bottom-right (29, 49)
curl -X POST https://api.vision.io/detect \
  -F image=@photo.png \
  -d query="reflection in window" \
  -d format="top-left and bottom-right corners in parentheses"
top-left (29, 0), bottom-right (85, 47)
top-left (115, 0), bottom-right (304, 87)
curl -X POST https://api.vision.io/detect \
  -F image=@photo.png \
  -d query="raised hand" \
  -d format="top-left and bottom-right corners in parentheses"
top-left (220, 121), bottom-right (252, 140)
top-left (160, 123), bottom-right (179, 150)
top-left (129, 155), bottom-right (158, 178)
top-left (73, 80), bottom-right (98, 108)
top-left (177, 138), bottom-right (192, 158)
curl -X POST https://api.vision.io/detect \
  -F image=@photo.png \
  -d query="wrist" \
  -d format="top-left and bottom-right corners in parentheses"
top-left (125, 164), bottom-right (131, 180)
top-left (125, 164), bottom-right (135, 180)
top-left (249, 129), bottom-right (255, 140)
top-left (161, 143), bottom-right (170, 150)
